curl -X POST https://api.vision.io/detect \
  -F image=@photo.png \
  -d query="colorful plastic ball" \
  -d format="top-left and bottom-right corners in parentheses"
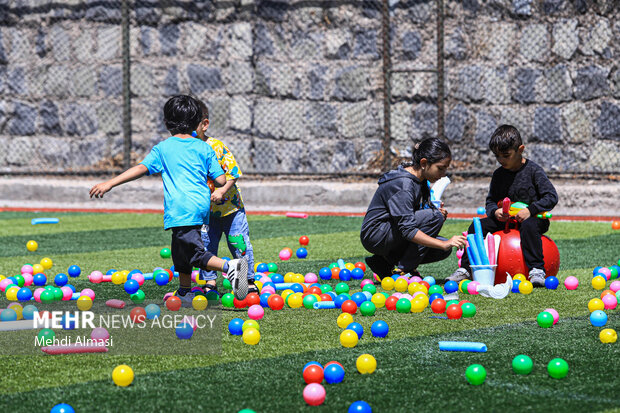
top-left (128, 307), bottom-right (146, 324)
top-left (465, 364), bottom-right (486, 385)
top-left (40, 257), bottom-right (53, 270)
top-left (32, 273), bottom-right (46, 286)
top-left (350, 267), bottom-right (364, 280)
top-left (544, 276), bottom-right (559, 290)
top-left (544, 308), bottom-right (559, 325)
top-left (337, 313), bottom-right (353, 329)
top-left (112, 364), bottom-right (134, 387)
top-left (602, 294), bottom-right (617, 310)
top-left (218, 293), bottom-right (232, 308)
top-left (51, 273), bottom-right (68, 288)
top-left (348, 401), bottom-right (372, 413)
top-left (339, 269), bottom-right (352, 281)
top-left (351, 292), bottom-right (367, 307)
top-left (122, 279), bottom-right (138, 295)
top-left (590, 310), bottom-right (607, 327)
top-left (242, 319), bottom-right (259, 332)
top-left (22, 304), bottom-right (37, 320)
top-left (564, 276), bottom-right (579, 290)
top-left (547, 358), bottom-right (569, 379)
top-left (362, 284), bottom-right (377, 296)
top-left (592, 275), bottom-right (606, 290)
top-left (443, 280), bottom-right (458, 294)
top-left (512, 355), bottom-right (533, 375)
top-left (381, 277), bottom-right (395, 291)
top-left (600, 328), bottom-right (617, 344)
top-left (154, 271), bottom-right (169, 286)
top-left (341, 300), bottom-right (358, 315)
top-left (596, 267), bottom-right (612, 280)
top-left (299, 294), bottom-right (316, 309)
top-left (303, 364), bottom-right (324, 384)
top-left (359, 301), bottom-right (376, 316)
top-left (76, 296), bottom-right (92, 311)
top-left (371, 320), bottom-right (389, 338)
top-left (347, 322), bottom-right (364, 339)
top-left (144, 303), bottom-right (160, 320)
top-left (537, 311), bottom-right (554, 328)
top-left (295, 247), bottom-right (308, 259)
top-left (324, 363), bottom-right (345, 384)
top-left (165, 296), bottom-right (182, 311)
top-left (279, 248), bottom-right (292, 261)
top-left (50, 403), bottom-right (75, 413)
top-left (265, 294), bottom-right (282, 310)
top-left (130, 289), bottom-right (145, 304)
top-left (299, 235), bottom-right (309, 246)
top-left (466, 281), bottom-right (480, 295)
top-left (67, 265), bottom-right (81, 277)
top-left (267, 263), bottom-right (278, 272)
top-left (228, 318), bottom-right (244, 335)
top-left (303, 383), bottom-right (325, 406)
top-left (446, 304), bottom-right (463, 319)
top-left (461, 302), bottom-right (476, 318)
top-left (26, 240), bottom-right (38, 252)
top-left (394, 278), bottom-right (408, 292)
top-left (191, 295), bottom-right (207, 311)
top-left (340, 329), bottom-right (359, 348)
top-left (519, 280), bottom-right (533, 295)
top-left (0, 308), bottom-right (17, 321)
top-left (255, 263), bottom-right (268, 274)
top-left (318, 267), bottom-right (331, 280)
top-left (511, 279), bottom-right (521, 293)
top-left (611, 280), bottom-right (620, 292)
top-left (371, 293), bottom-right (386, 308)
top-left (356, 354), bottom-right (377, 374)
top-left (242, 327), bottom-right (260, 345)
top-left (36, 328), bottom-right (55, 345)
top-left (335, 282), bottom-right (350, 295)
top-left (15, 287), bottom-right (32, 302)
top-left (248, 304), bottom-right (265, 320)
top-left (394, 298), bottom-right (411, 313)
top-left (175, 322), bottom-right (194, 339)
top-left (431, 298), bottom-right (446, 314)
top-left (159, 247), bottom-right (171, 259)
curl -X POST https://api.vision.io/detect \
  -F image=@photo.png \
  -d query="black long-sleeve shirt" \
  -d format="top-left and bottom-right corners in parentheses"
top-left (485, 159), bottom-right (558, 217)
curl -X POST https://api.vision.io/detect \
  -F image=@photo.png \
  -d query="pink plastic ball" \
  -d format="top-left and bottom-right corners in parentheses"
top-left (602, 294), bottom-right (617, 310)
top-left (303, 383), bottom-right (326, 406)
top-left (0, 278), bottom-right (14, 292)
top-left (22, 273), bottom-right (33, 286)
top-left (412, 291), bottom-right (425, 299)
top-left (544, 308), bottom-right (559, 325)
top-left (392, 293), bottom-right (402, 299)
top-left (597, 267), bottom-right (612, 280)
top-left (467, 281), bottom-right (480, 295)
top-left (34, 288), bottom-right (44, 302)
top-left (401, 293), bottom-right (412, 300)
top-left (21, 265), bottom-right (34, 275)
top-left (279, 249), bottom-right (292, 261)
top-left (132, 273), bottom-right (145, 286)
top-left (248, 304), bottom-right (265, 320)
top-left (260, 276), bottom-right (272, 284)
top-left (182, 315), bottom-right (198, 331)
top-left (61, 286), bottom-right (73, 300)
top-left (564, 276), bottom-right (579, 290)
top-left (91, 327), bottom-right (109, 343)
top-left (191, 270), bottom-right (199, 283)
top-left (81, 288), bottom-right (95, 300)
top-left (360, 279), bottom-right (373, 288)
top-left (262, 287), bottom-right (276, 295)
top-left (410, 276), bottom-right (422, 283)
top-left (89, 272), bottom-right (103, 284)
top-left (305, 273), bottom-right (318, 283)
top-left (610, 280), bottom-right (620, 293)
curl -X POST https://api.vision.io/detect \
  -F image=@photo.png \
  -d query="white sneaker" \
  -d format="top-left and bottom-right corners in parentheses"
top-left (529, 268), bottom-right (546, 288)
top-left (226, 258), bottom-right (248, 300)
top-left (446, 268), bottom-right (471, 283)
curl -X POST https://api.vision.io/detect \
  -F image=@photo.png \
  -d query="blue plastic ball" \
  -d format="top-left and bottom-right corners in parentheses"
top-left (259, 293), bottom-right (271, 307)
top-left (592, 266), bottom-right (603, 276)
top-left (371, 320), bottom-right (389, 338)
top-left (256, 263), bottom-right (269, 273)
top-left (228, 318), bottom-right (244, 335)
top-left (334, 295), bottom-right (348, 308)
top-left (128, 269), bottom-right (142, 277)
top-left (261, 282), bottom-right (276, 290)
top-left (590, 310), bottom-right (607, 327)
top-left (326, 291), bottom-right (337, 300)
top-left (33, 273), bottom-right (47, 286)
top-left (339, 269), bottom-right (352, 281)
top-left (124, 279), bottom-right (140, 295)
top-left (0, 308), bottom-right (17, 321)
top-left (545, 276), bottom-right (559, 290)
top-left (349, 400), bottom-right (372, 413)
top-left (351, 292), bottom-right (367, 306)
top-left (429, 293), bottom-right (443, 303)
top-left (319, 267), bottom-right (332, 280)
top-left (296, 247), bottom-right (308, 259)
top-left (351, 268), bottom-right (364, 280)
top-left (303, 361), bottom-right (323, 371)
top-left (290, 283), bottom-right (304, 293)
top-left (155, 272), bottom-right (169, 286)
top-left (175, 322), bottom-right (194, 339)
top-left (512, 279), bottom-right (521, 293)
top-left (106, 269), bottom-right (117, 275)
top-left (66, 284), bottom-right (76, 293)
top-left (16, 287), bottom-right (33, 301)
top-left (477, 207), bottom-right (486, 215)
top-left (50, 403), bottom-right (75, 413)
top-left (444, 280), bottom-right (458, 294)
top-left (324, 363), bottom-right (345, 384)
top-left (271, 273), bottom-right (284, 283)
top-left (54, 273), bottom-right (68, 287)
top-left (423, 276), bottom-right (436, 286)
top-left (22, 304), bottom-right (37, 320)
top-left (145, 304), bottom-right (161, 319)
top-left (67, 265), bottom-right (81, 277)
top-left (347, 322), bottom-right (364, 338)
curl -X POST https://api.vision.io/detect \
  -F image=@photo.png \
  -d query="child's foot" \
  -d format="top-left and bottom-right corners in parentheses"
top-left (365, 255), bottom-right (393, 280)
top-left (226, 258), bottom-right (248, 300)
top-left (528, 268), bottom-right (546, 287)
top-left (174, 289), bottom-right (196, 306)
top-left (446, 267), bottom-right (471, 283)
top-left (200, 282), bottom-right (219, 297)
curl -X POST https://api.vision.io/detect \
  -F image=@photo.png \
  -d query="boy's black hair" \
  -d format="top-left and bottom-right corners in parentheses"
top-left (410, 137), bottom-right (451, 168)
top-left (163, 95), bottom-right (208, 135)
top-left (489, 124), bottom-right (523, 153)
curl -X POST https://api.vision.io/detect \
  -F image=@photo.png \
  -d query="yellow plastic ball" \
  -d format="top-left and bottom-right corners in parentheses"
top-left (340, 329), bottom-right (358, 348)
top-left (242, 319), bottom-right (260, 332)
top-left (6, 286), bottom-right (19, 301)
top-left (111, 271), bottom-right (125, 285)
top-left (588, 298), bottom-right (605, 312)
top-left (281, 290), bottom-right (294, 301)
top-left (283, 272), bottom-right (294, 283)
top-left (371, 293), bottom-right (386, 308)
top-left (411, 298), bottom-right (427, 313)
top-left (288, 293), bottom-right (303, 308)
top-left (600, 328), bottom-right (617, 344)
top-left (345, 263), bottom-right (355, 271)
top-left (254, 262), bottom-right (262, 272)
top-left (394, 278), bottom-right (408, 292)
top-left (8, 303), bottom-right (23, 320)
top-left (26, 240), bottom-right (38, 252)
top-left (40, 257), bottom-right (53, 270)
top-left (0, 275), bottom-right (5, 281)
top-left (513, 273), bottom-right (526, 282)
top-left (381, 277), bottom-right (395, 291)
top-left (292, 274), bottom-right (305, 283)
top-left (519, 280), bottom-right (533, 295)
top-left (243, 327), bottom-right (261, 345)
top-left (192, 295), bottom-right (208, 311)
top-left (459, 279), bottom-right (468, 293)
top-left (592, 276), bottom-right (606, 290)
top-left (77, 296), bottom-right (93, 311)
top-left (32, 264), bottom-right (44, 275)
top-left (413, 283), bottom-right (428, 295)
top-left (356, 354), bottom-right (377, 374)
top-left (112, 364), bottom-right (134, 387)
top-left (196, 278), bottom-right (206, 286)
top-left (407, 282), bottom-right (419, 295)
top-left (120, 269), bottom-right (130, 278)
top-left (337, 313), bottom-right (354, 329)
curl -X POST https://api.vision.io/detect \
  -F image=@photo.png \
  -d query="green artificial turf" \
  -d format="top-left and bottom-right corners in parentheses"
top-left (0, 212), bottom-right (619, 412)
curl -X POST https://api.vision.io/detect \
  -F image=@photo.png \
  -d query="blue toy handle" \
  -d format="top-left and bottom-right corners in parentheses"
top-left (466, 234), bottom-right (481, 266)
top-left (438, 341), bottom-right (487, 352)
top-left (31, 218), bottom-right (59, 225)
top-left (313, 301), bottom-right (336, 309)
top-left (337, 259), bottom-right (346, 269)
top-left (473, 218), bottom-right (489, 265)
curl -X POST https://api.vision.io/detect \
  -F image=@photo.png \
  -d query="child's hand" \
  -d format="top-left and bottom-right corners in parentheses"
top-left (439, 207), bottom-right (448, 220)
top-left (515, 208), bottom-right (531, 222)
top-left (89, 182), bottom-right (112, 198)
top-left (443, 235), bottom-right (467, 250)
top-left (211, 188), bottom-right (226, 204)
top-left (495, 208), bottom-right (510, 222)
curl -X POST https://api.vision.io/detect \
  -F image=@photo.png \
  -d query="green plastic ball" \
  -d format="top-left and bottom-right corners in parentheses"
top-left (429, 285), bottom-right (443, 295)
top-left (267, 263), bottom-right (278, 272)
top-left (335, 282), bottom-right (350, 295)
top-left (512, 355), bottom-right (533, 375)
top-left (465, 364), bottom-right (486, 385)
top-left (320, 284), bottom-right (333, 293)
top-left (37, 328), bottom-right (55, 346)
top-left (130, 289), bottom-right (145, 304)
top-left (40, 290), bottom-right (55, 303)
top-left (547, 358), bottom-right (569, 379)
top-left (53, 287), bottom-right (63, 301)
top-left (610, 267), bottom-right (618, 278)
top-left (381, 292), bottom-right (390, 299)
top-left (329, 263), bottom-right (338, 269)
top-left (461, 280), bottom-right (471, 293)
top-left (14, 274), bottom-right (25, 287)
top-left (461, 302), bottom-right (477, 318)
top-left (446, 299), bottom-right (459, 307)
top-left (160, 247), bottom-right (171, 258)
top-left (362, 284), bottom-right (377, 295)
top-left (223, 278), bottom-right (232, 290)
top-left (303, 294), bottom-right (318, 309)
top-left (395, 298), bottom-right (411, 313)
top-left (537, 311), bottom-right (554, 328)
top-left (205, 290), bottom-right (219, 301)
top-left (221, 293), bottom-right (235, 308)
top-left (360, 301), bottom-right (376, 316)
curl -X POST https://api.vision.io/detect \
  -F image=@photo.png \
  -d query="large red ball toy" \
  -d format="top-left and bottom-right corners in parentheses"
top-left (493, 228), bottom-right (560, 285)
top-left (385, 296), bottom-right (398, 311)
top-left (268, 294), bottom-right (284, 310)
top-left (341, 300), bottom-right (358, 314)
top-left (303, 365), bottom-right (324, 384)
top-left (245, 293), bottom-right (261, 307)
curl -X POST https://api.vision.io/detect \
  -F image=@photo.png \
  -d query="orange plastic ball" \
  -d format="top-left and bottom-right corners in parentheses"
top-left (166, 296), bottom-right (182, 311)
top-left (612, 220), bottom-right (620, 230)
top-left (130, 307), bottom-right (146, 323)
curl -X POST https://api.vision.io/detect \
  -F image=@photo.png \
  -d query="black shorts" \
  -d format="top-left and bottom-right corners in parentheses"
top-left (170, 226), bottom-right (215, 274)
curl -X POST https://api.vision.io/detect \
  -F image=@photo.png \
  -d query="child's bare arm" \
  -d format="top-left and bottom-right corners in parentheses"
top-left (212, 178), bottom-right (236, 203)
top-left (89, 164), bottom-right (148, 198)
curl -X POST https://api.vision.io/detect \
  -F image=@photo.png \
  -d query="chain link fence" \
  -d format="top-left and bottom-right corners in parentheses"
top-left (0, 0), bottom-right (618, 177)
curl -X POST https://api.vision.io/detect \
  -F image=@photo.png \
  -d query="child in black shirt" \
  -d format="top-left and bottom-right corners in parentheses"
top-left (447, 125), bottom-right (558, 287)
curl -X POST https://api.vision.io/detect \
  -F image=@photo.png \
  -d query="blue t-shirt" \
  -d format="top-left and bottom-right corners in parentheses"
top-left (140, 136), bottom-right (224, 229)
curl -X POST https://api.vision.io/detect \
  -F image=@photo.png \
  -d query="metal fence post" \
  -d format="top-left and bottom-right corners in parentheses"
top-left (436, 0), bottom-right (445, 140)
top-left (121, 0), bottom-right (132, 170)
top-left (382, 0), bottom-right (392, 170)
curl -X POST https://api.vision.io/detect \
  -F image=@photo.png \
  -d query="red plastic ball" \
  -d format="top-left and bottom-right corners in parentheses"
top-left (268, 294), bottom-right (284, 310)
top-left (302, 365), bottom-right (324, 384)
top-left (493, 229), bottom-right (560, 284)
top-left (233, 297), bottom-right (247, 308)
top-left (299, 236), bottom-right (310, 246)
top-left (354, 262), bottom-right (367, 272)
top-left (324, 360), bottom-right (343, 369)
top-left (446, 304), bottom-right (463, 319)
top-left (431, 298), bottom-right (446, 314)
top-left (165, 296), bottom-right (182, 311)
top-left (331, 268), bottom-right (340, 279)
top-left (341, 300), bottom-right (358, 314)
top-left (165, 269), bottom-right (174, 282)
top-left (130, 307), bottom-right (146, 323)
top-left (307, 287), bottom-right (322, 295)
top-left (246, 293), bottom-right (260, 307)
top-left (319, 294), bottom-right (332, 302)
top-left (385, 296), bottom-right (398, 311)
top-left (419, 280), bottom-right (430, 290)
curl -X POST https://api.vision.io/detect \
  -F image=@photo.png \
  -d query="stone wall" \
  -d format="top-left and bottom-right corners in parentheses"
top-left (0, 0), bottom-right (618, 175)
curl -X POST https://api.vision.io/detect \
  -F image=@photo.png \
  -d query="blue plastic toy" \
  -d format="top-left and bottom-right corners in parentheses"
top-left (324, 363), bottom-right (345, 384)
top-left (371, 320), bottom-right (389, 338)
top-left (349, 401), bottom-right (372, 413)
top-left (54, 273), bottom-right (68, 287)
top-left (228, 318), bottom-right (244, 335)
top-left (67, 265), bottom-right (81, 277)
top-left (545, 276), bottom-right (559, 290)
top-left (175, 322), bottom-right (194, 339)
top-left (438, 341), bottom-right (487, 352)
top-left (590, 310), bottom-right (607, 327)
top-left (347, 322), bottom-right (364, 339)
top-left (296, 247), bottom-right (308, 259)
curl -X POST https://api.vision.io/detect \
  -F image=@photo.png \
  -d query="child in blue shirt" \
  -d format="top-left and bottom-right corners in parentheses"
top-left (89, 95), bottom-right (248, 301)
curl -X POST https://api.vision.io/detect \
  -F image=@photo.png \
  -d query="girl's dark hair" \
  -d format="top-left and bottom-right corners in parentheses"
top-left (163, 95), bottom-right (208, 135)
top-left (489, 125), bottom-right (522, 153)
top-left (408, 137), bottom-right (452, 168)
